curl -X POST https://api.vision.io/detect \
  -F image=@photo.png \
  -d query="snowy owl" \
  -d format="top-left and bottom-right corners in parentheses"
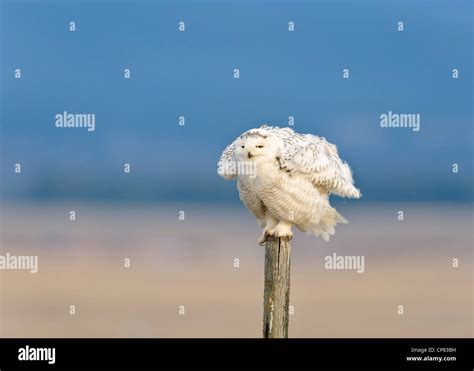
top-left (217, 125), bottom-right (361, 245)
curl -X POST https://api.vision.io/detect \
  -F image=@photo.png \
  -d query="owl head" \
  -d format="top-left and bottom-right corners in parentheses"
top-left (234, 128), bottom-right (280, 164)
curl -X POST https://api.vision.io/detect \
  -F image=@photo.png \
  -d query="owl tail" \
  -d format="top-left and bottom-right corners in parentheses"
top-left (310, 207), bottom-right (348, 242)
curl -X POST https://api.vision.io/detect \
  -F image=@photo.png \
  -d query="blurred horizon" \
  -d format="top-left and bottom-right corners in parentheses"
top-left (1, 202), bottom-right (472, 337)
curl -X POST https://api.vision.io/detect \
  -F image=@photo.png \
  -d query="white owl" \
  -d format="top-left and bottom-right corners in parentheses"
top-left (217, 125), bottom-right (361, 245)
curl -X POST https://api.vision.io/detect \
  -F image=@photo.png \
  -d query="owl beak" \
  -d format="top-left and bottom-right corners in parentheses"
top-left (247, 152), bottom-right (254, 159)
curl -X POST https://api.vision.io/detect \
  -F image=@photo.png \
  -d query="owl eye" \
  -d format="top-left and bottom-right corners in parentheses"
top-left (256, 145), bottom-right (264, 148)
top-left (241, 145), bottom-right (245, 148)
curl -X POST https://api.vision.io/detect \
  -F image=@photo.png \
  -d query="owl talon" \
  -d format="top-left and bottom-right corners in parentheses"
top-left (279, 232), bottom-right (293, 241)
top-left (267, 221), bottom-right (293, 240)
top-left (258, 231), bottom-right (272, 246)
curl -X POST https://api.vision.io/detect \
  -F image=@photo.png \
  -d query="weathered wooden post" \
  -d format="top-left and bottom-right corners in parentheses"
top-left (263, 236), bottom-right (291, 338)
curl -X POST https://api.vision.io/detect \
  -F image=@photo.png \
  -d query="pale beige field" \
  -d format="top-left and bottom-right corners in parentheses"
top-left (0, 202), bottom-right (472, 337)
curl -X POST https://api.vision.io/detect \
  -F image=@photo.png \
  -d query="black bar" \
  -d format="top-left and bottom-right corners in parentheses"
top-left (0, 338), bottom-right (472, 369)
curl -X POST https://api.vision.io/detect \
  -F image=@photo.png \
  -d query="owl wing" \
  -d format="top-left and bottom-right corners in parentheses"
top-left (274, 128), bottom-right (361, 199)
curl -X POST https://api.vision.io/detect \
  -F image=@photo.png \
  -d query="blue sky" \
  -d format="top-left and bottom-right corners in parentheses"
top-left (1, 0), bottom-right (472, 202)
